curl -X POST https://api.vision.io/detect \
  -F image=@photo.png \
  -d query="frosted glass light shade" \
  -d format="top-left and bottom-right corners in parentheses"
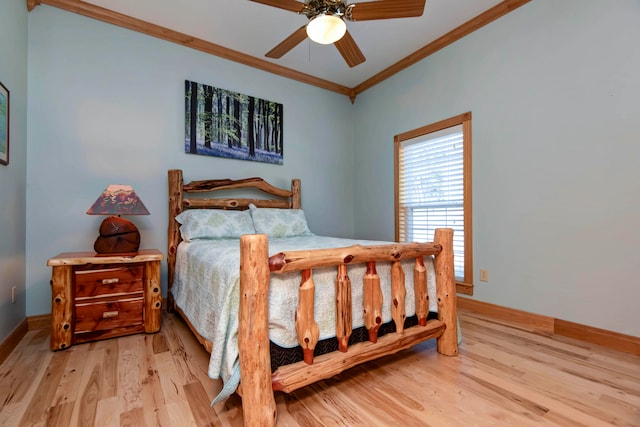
top-left (306, 14), bottom-right (347, 45)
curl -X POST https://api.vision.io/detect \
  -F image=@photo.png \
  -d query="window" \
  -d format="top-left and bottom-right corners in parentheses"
top-left (394, 112), bottom-right (473, 294)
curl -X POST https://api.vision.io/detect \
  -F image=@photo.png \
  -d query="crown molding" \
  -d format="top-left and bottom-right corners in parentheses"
top-left (27, 0), bottom-right (530, 102)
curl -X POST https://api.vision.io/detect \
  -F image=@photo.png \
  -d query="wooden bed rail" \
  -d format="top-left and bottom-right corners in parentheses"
top-left (239, 228), bottom-right (457, 427)
top-left (268, 242), bottom-right (442, 273)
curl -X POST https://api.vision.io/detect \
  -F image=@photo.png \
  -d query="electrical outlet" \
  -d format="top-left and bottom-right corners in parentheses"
top-left (11, 286), bottom-right (16, 303)
top-left (479, 269), bottom-right (489, 282)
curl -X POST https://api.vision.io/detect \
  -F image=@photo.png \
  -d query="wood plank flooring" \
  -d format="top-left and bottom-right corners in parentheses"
top-left (1, 310), bottom-right (638, 426)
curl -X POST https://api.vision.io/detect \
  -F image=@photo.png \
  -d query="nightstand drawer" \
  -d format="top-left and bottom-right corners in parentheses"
top-left (75, 265), bottom-right (144, 298)
top-left (75, 296), bottom-right (143, 333)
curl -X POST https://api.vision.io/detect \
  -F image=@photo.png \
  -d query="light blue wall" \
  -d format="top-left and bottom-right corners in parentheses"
top-left (353, 0), bottom-right (640, 336)
top-left (0, 0), bottom-right (28, 340)
top-left (18, 0), bottom-right (640, 339)
top-left (25, 5), bottom-right (355, 317)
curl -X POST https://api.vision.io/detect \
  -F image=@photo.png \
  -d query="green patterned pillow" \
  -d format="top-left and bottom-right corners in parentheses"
top-left (249, 204), bottom-right (313, 238)
top-left (175, 209), bottom-right (255, 241)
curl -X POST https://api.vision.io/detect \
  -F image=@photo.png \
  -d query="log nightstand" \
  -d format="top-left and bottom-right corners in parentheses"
top-left (47, 249), bottom-right (163, 350)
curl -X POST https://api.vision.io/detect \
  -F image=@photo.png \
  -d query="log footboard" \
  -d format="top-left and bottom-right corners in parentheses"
top-left (239, 228), bottom-right (457, 427)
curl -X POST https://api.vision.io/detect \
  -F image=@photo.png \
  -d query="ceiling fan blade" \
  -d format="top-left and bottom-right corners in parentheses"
top-left (334, 30), bottom-right (366, 68)
top-left (249, 0), bottom-right (305, 13)
top-left (348, 0), bottom-right (426, 21)
top-left (265, 26), bottom-right (309, 59)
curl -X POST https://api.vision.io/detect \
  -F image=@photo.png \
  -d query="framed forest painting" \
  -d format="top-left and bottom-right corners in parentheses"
top-left (185, 80), bottom-right (283, 165)
top-left (0, 82), bottom-right (8, 166)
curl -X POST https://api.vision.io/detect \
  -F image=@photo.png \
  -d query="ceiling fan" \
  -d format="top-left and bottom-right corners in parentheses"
top-left (250, 0), bottom-right (427, 68)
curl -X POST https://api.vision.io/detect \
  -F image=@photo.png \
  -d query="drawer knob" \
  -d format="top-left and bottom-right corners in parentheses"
top-left (102, 310), bottom-right (119, 318)
top-left (102, 278), bottom-right (120, 285)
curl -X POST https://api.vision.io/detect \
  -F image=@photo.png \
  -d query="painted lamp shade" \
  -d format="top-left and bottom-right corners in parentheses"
top-left (87, 185), bottom-right (149, 254)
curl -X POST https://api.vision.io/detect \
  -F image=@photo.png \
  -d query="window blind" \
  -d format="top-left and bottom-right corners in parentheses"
top-left (398, 124), bottom-right (465, 279)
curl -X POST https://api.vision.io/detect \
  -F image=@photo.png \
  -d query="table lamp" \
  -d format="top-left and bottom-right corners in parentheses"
top-left (86, 184), bottom-right (150, 255)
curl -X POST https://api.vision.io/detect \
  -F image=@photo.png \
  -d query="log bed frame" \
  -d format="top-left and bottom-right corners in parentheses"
top-left (167, 169), bottom-right (458, 426)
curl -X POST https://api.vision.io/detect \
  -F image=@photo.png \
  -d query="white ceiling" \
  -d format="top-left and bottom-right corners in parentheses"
top-left (83, 0), bottom-right (505, 88)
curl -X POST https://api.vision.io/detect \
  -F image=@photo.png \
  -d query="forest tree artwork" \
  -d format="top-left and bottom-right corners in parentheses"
top-left (0, 82), bottom-right (8, 166)
top-left (185, 80), bottom-right (283, 165)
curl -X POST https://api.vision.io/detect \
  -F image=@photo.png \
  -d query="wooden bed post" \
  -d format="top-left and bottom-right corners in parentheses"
top-left (296, 269), bottom-right (320, 364)
top-left (391, 261), bottom-right (406, 333)
top-left (335, 264), bottom-right (352, 352)
top-left (239, 234), bottom-right (277, 427)
top-left (363, 261), bottom-right (383, 343)
top-left (291, 179), bottom-right (301, 209)
top-left (414, 257), bottom-right (429, 326)
top-left (167, 169), bottom-right (184, 311)
top-left (434, 228), bottom-right (458, 356)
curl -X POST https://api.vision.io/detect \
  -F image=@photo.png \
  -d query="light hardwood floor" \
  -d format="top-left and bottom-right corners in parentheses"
top-left (1, 310), bottom-right (638, 426)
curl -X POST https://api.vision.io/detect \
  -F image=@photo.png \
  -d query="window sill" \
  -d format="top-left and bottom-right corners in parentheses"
top-left (456, 281), bottom-right (474, 295)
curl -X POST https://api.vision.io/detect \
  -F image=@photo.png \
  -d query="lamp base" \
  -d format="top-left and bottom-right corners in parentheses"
top-left (93, 216), bottom-right (141, 255)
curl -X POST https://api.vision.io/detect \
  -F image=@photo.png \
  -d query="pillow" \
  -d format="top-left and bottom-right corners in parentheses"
top-left (249, 204), bottom-right (313, 238)
top-left (175, 209), bottom-right (255, 241)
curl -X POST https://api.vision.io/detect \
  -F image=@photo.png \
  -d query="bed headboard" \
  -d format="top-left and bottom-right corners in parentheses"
top-left (167, 169), bottom-right (301, 295)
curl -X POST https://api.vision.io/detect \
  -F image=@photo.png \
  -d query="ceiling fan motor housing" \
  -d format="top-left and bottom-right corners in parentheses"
top-left (302, 0), bottom-right (353, 20)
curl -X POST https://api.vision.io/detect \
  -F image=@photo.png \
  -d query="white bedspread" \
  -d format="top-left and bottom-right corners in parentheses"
top-left (172, 234), bottom-right (438, 403)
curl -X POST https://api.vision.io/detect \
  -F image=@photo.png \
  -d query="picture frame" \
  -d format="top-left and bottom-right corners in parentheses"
top-left (185, 80), bottom-right (283, 165)
top-left (0, 81), bottom-right (9, 166)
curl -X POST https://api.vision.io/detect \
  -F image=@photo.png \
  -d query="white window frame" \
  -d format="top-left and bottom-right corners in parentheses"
top-left (394, 112), bottom-right (473, 294)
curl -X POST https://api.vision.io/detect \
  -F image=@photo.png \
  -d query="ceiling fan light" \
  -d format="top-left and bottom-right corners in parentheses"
top-left (306, 14), bottom-right (347, 45)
